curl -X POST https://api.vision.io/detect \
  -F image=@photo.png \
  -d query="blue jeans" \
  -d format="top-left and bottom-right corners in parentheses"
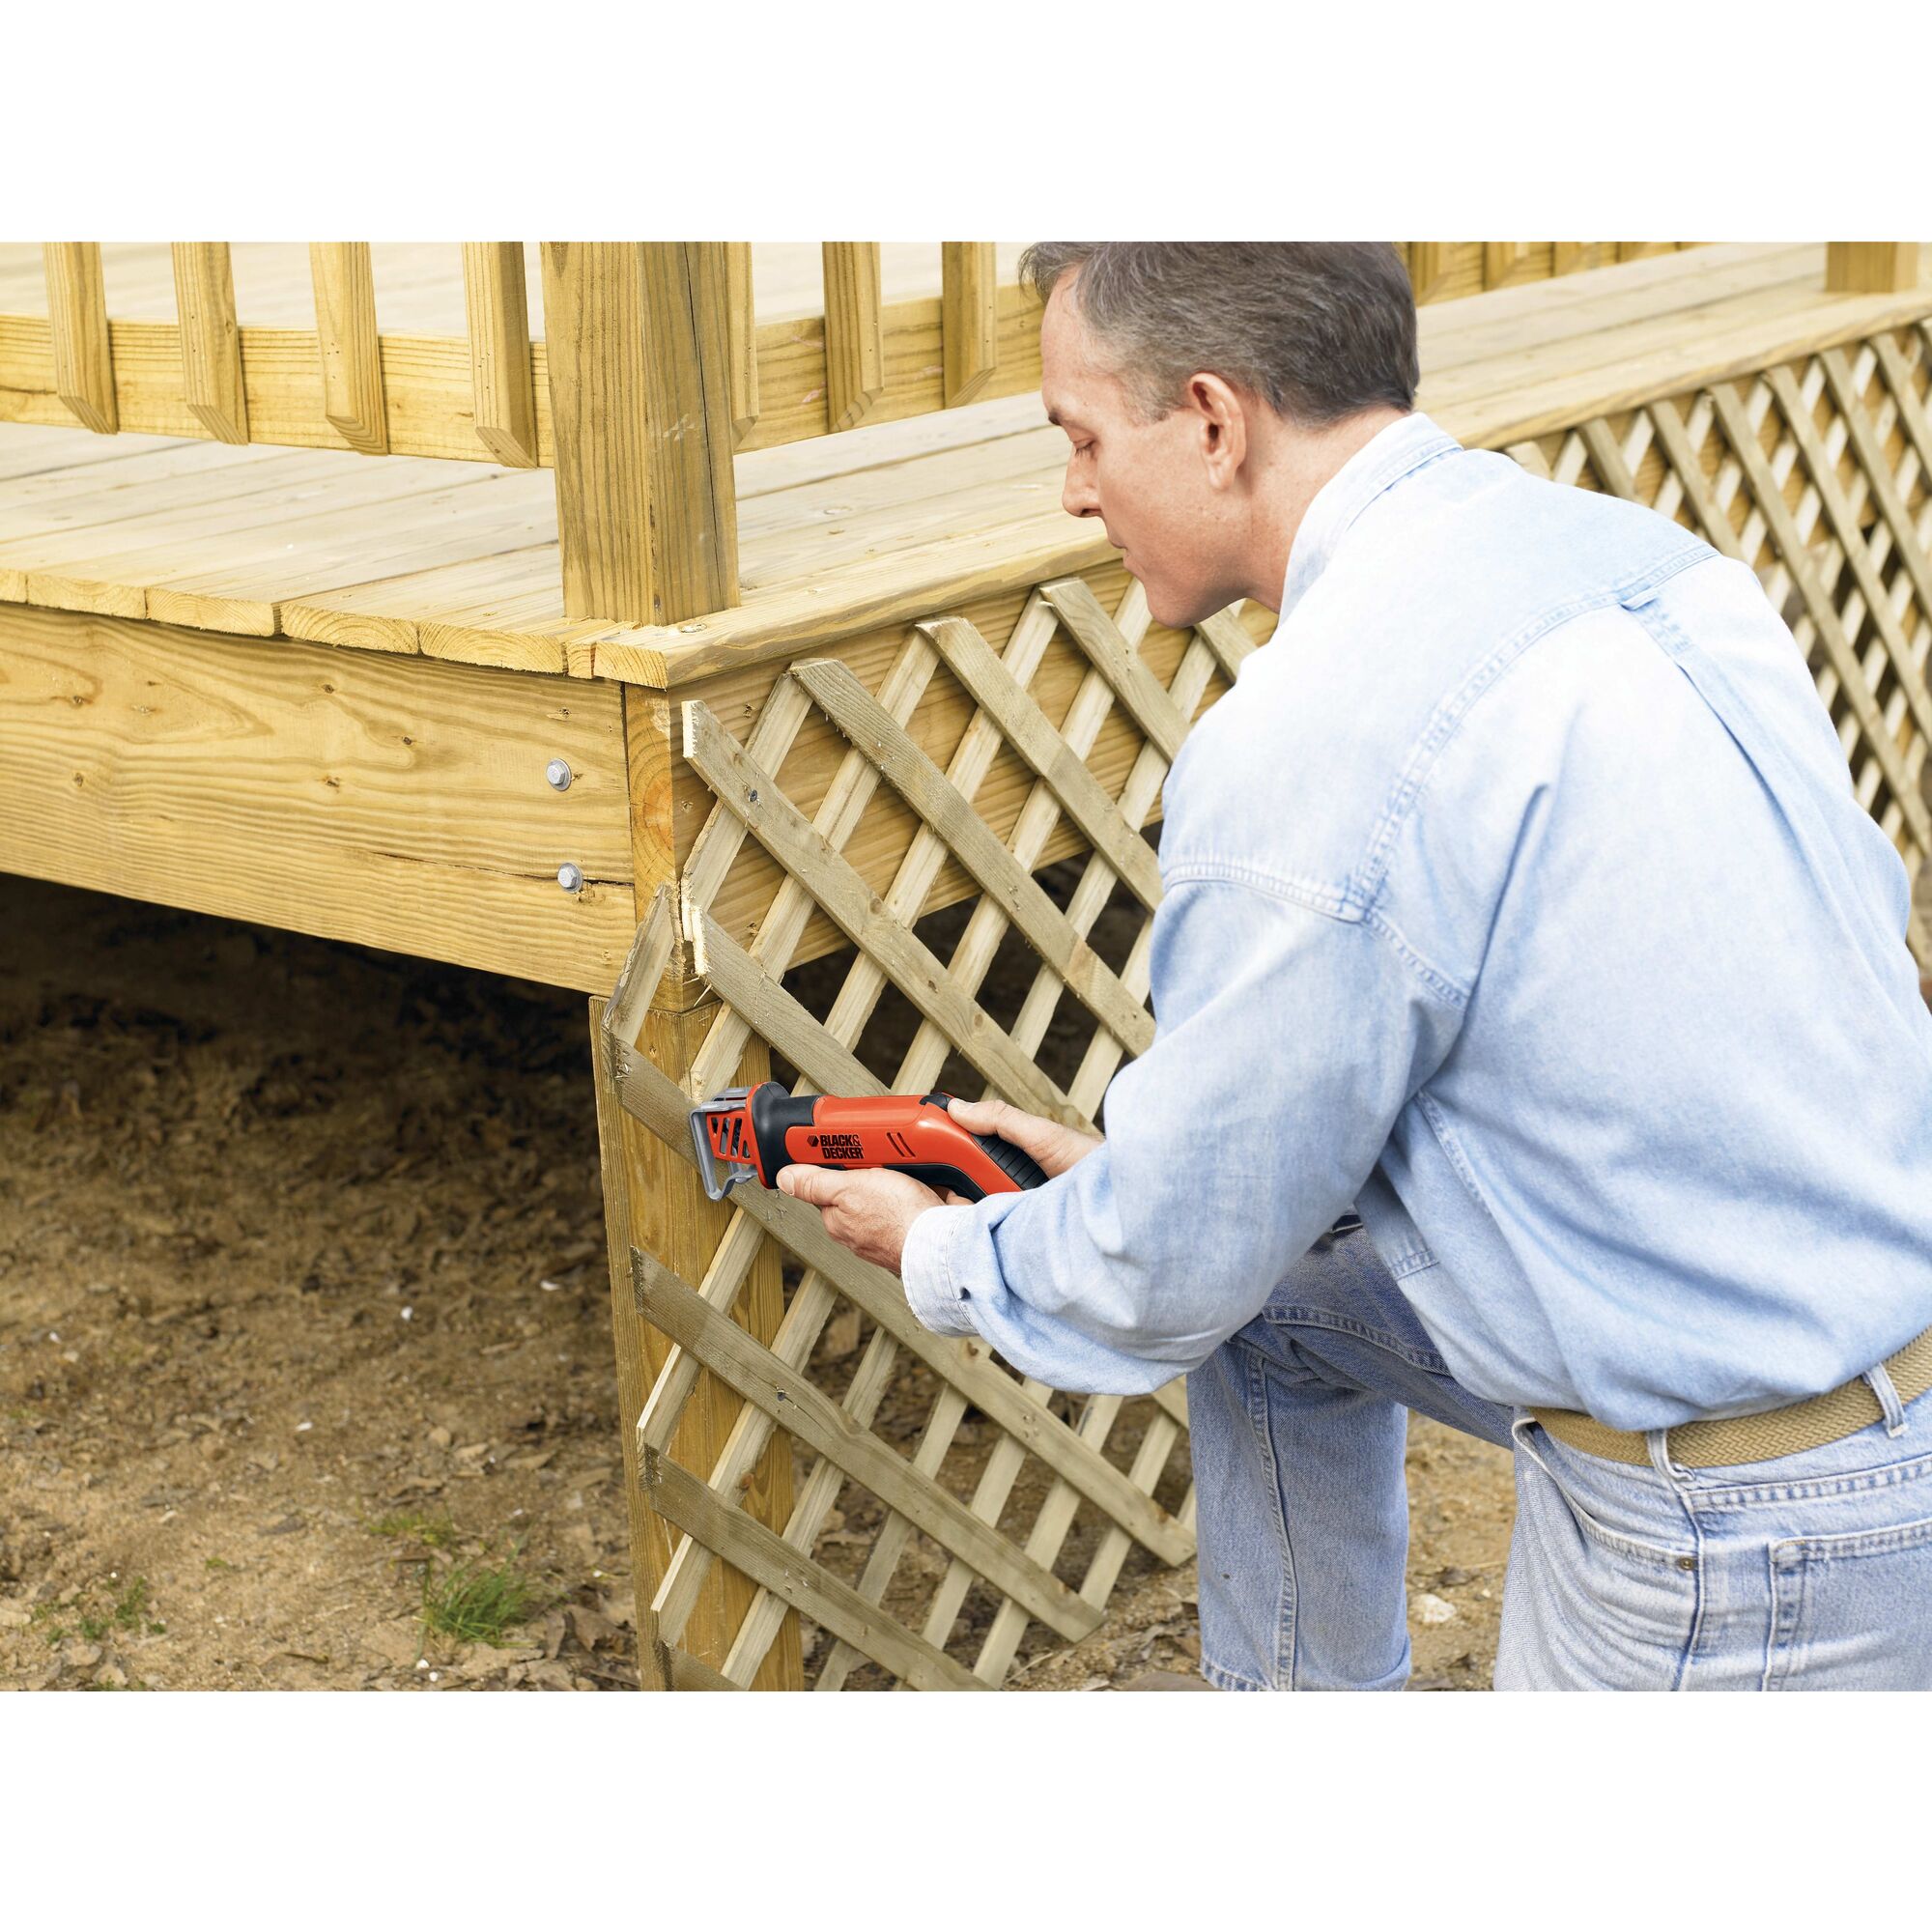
top-left (1186, 1227), bottom-right (1932, 1690)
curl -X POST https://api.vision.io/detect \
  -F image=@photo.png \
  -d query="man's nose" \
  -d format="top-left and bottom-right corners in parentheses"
top-left (1062, 467), bottom-right (1100, 520)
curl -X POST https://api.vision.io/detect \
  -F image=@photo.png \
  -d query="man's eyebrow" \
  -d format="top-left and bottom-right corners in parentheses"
top-left (1045, 404), bottom-right (1084, 431)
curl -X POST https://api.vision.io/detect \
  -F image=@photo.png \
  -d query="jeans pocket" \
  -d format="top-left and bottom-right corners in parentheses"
top-left (1501, 1421), bottom-right (1700, 1690)
top-left (1764, 1511), bottom-right (1932, 1690)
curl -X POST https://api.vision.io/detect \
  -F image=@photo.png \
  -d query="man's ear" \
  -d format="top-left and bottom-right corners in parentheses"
top-left (1189, 373), bottom-right (1248, 489)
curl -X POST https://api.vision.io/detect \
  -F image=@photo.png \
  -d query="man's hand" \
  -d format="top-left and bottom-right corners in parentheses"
top-left (777, 1096), bottom-right (1103, 1276)
top-left (775, 1165), bottom-right (959, 1276)
top-left (938, 1094), bottom-right (1102, 1179)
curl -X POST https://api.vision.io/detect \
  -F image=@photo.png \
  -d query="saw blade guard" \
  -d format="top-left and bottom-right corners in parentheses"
top-left (689, 1086), bottom-right (759, 1201)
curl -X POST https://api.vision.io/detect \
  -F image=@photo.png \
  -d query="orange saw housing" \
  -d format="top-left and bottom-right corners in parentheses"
top-left (690, 1082), bottom-right (1048, 1203)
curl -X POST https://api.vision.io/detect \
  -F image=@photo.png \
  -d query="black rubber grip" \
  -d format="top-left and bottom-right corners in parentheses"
top-left (972, 1131), bottom-right (1048, 1191)
top-left (921, 1093), bottom-right (1049, 1192)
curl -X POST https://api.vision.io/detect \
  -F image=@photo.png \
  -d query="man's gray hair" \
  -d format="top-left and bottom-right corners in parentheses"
top-left (1017, 242), bottom-right (1419, 428)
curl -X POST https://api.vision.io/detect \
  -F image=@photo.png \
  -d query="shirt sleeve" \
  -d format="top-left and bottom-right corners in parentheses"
top-left (896, 874), bottom-right (1467, 1393)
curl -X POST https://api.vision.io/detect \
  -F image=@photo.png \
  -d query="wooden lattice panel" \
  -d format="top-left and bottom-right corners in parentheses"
top-left (600, 574), bottom-right (1247, 1687)
top-left (602, 321), bottom-right (1932, 1690)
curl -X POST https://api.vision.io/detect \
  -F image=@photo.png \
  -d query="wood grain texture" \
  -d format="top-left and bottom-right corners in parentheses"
top-left (682, 696), bottom-right (1081, 1123)
top-left (634, 1248), bottom-right (1104, 1643)
top-left (821, 242), bottom-right (885, 433)
top-left (462, 243), bottom-right (538, 467)
top-left (0, 603), bottom-right (634, 990)
top-left (668, 568), bottom-right (1245, 971)
top-left (602, 1029), bottom-right (1195, 1566)
top-left (590, 995), bottom-right (801, 1690)
top-left (724, 242), bottom-right (759, 447)
top-left (170, 243), bottom-right (249, 444)
top-left (641, 1452), bottom-right (982, 1691)
top-left (918, 612), bottom-right (1166, 910)
top-left (1826, 242), bottom-right (1921, 295)
top-left (0, 243), bottom-right (1912, 476)
top-left (1706, 380), bottom-right (1931, 849)
top-left (639, 242), bottom-right (739, 621)
top-left (541, 242), bottom-right (738, 627)
top-left (540, 242), bottom-right (651, 623)
top-left (309, 243), bottom-right (388, 454)
top-left (43, 243), bottom-right (117, 434)
top-left (941, 242), bottom-right (999, 408)
top-left (791, 655), bottom-right (1155, 1055)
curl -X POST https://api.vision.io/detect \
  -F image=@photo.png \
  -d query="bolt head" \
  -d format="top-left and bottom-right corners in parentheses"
top-left (556, 863), bottom-right (584, 895)
top-left (545, 758), bottom-right (573, 792)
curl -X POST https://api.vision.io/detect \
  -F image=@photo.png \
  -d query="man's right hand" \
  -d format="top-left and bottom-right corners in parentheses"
top-left (941, 1095), bottom-right (1101, 1180)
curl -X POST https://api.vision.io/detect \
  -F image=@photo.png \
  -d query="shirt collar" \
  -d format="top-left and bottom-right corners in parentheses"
top-left (1278, 412), bottom-right (1462, 619)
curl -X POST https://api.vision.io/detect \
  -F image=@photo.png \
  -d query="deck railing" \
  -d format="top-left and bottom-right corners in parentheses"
top-left (4, 242), bottom-right (1703, 464)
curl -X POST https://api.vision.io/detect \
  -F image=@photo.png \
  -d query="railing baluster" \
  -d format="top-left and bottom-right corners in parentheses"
top-left (821, 241), bottom-right (884, 432)
top-left (170, 242), bottom-right (249, 444)
top-left (309, 242), bottom-right (388, 454)
top-left (461, 242), bottom-right (538, 467)
top-left (43, 242), bottom-right (117, 434)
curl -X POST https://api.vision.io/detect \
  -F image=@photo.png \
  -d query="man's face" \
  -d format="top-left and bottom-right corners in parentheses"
top-left (1039, 278), bottom-right (1236, 629)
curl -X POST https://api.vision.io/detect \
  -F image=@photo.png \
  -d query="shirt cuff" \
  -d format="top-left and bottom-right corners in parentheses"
top-left (900, 1203), bottom-right (980, 1338)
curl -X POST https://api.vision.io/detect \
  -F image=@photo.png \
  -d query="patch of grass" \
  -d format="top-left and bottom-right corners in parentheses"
top-left (367, 1508), bottom-right (461, 1549)
top-left (204, 1555), bottom-right (235, 1572)
top-left (112, 1577), bottom-right (163, 1634)
top-left (65, 1576), bottom-right (164, 1643)
top-left (419, 1556), bottom-right (549, 1645)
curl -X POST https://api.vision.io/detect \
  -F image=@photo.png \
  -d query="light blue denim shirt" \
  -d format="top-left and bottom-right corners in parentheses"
top-left (901, 412), bottom-right (1932, 1430)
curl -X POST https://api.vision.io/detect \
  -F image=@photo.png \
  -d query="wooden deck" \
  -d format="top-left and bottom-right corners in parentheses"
top-left (5, 236), bottom-right (1930, 1692)
top-left (3, 241), bottom-right (1928, 1006)
top-left (1, 244), bottom-right (1923, 688)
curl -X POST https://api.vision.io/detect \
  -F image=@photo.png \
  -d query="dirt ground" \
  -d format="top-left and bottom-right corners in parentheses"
top-left (0, 871), bottom-right (1514, 1692)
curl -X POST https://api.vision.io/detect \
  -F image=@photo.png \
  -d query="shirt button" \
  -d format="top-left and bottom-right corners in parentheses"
top-left (1676, 1555), bottom-right (1696, 1572)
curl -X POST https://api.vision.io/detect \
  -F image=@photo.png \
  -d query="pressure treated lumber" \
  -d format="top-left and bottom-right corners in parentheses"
top-left (1827, 243), bottom-right (1920, 295)
top-left (309, 244), bottom-right (388, 455)
top-left (0, 243), bottom-right (1898, 484)
top-left (641, 1452), bottom-right (983, 1691)
top-left (724, 242), bottom-right (760, 447)
top-left (821, 242), bottom-right (885, 433)
top-left (942, 242), bottom-right (1000, 408)
top-left (790, 655), bottom-right (1156, 1056)
top-left (589, 987), bottom-right (801, 1690)
top-left (462, 243), bottom-right (539, 468)
top-left (43, 244), bottom-right (117, 434)
top-left (682, 697), bottom-right (1087, 1125)
top-left (0, 603), bottom-right (635, 991)
top-left (540, 242), bottom-right (738, 626)
top-left (633, 1249), bottom-right (1104, 1644)
top-left (170, 243), bottom-right (249, 444)
top-left (601, 1022), bottom-right (1194, 1567)
top-left (918, 612), bottom-right (1166, 910)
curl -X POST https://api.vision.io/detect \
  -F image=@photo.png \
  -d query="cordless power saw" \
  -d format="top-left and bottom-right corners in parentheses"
top-left (690, 1082), bottom-right (1049, 1204)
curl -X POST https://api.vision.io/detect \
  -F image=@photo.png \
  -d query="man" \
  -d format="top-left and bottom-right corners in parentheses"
top-left (777, 242), bottom-right (1932, 1690)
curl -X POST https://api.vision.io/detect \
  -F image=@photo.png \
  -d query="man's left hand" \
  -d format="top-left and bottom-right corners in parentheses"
top-left (775, 1165), bottom-right (966, 1275)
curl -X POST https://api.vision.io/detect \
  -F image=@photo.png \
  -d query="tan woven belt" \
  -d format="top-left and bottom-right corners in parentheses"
top-left (1531, 1323), bottom-right (1932, 1468)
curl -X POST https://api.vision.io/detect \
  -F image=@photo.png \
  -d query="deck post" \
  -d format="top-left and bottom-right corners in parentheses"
top-left (539, 241), bottom-right (740, 626)
top-left (589, 982), bottom-right (801, 1690)
top-left (541, 253), bottom-right (796, 1682)
top-left (1826, 243), bottom-right (1922, 294)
